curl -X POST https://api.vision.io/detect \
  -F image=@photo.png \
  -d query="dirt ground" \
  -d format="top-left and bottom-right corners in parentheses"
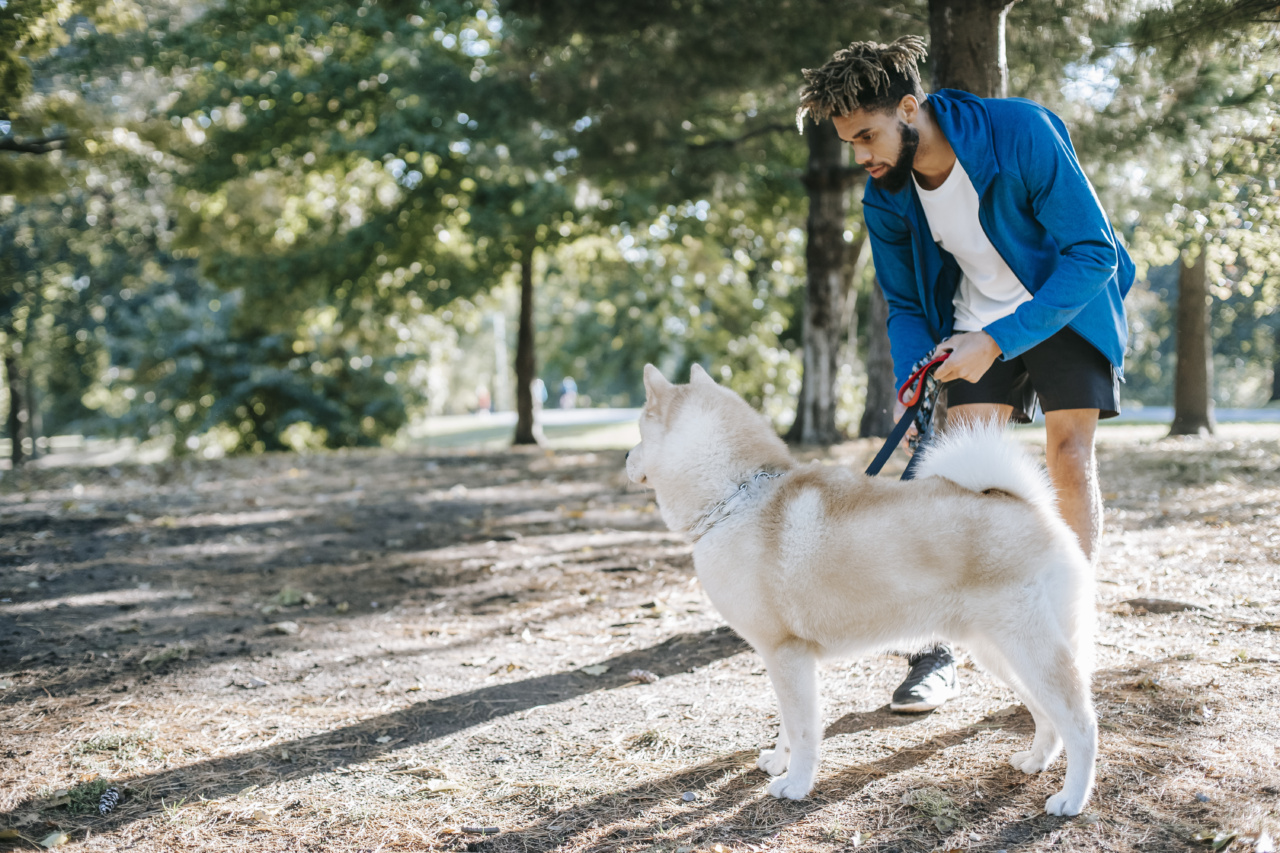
top-left (2, 425), bottom-right (1279, 853)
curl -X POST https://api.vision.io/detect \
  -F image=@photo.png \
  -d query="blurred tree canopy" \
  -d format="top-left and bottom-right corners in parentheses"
top-left (0, 0), bottom-right (1276, 461)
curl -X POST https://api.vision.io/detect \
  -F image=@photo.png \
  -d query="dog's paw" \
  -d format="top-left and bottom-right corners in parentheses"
top-left (1045, 789), bottom-right (1087, 816)
top-left (757, 748), bottom-right (789, 776)
top-left (1010, 749), bottom-right (1052, 774)
top-left (766, 774), bottom-right (812, 801)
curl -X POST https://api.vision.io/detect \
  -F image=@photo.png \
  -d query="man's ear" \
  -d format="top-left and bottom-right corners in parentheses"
top-left (643, 364), bottom-right (672, 402)
top-left (689, 363), bottom-right (715, 386)
top-left (898, 94), bottom-right (920, 123)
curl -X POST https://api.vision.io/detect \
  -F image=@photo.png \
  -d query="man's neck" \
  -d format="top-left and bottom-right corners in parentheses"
top-left (911, 103), bottom-right (957, 191)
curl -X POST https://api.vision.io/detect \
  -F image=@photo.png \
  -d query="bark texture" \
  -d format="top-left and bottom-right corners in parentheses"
top-left (513, 249), bottom-right (543, 446)
top-left (1170, 245), bottom-right (1215, 436)
top-left (787, 119), bottom-right (855, 445)
top-left (928, 0), bottom-right (1015, 98)
top-left (859, 282), bottom-right (897, 437)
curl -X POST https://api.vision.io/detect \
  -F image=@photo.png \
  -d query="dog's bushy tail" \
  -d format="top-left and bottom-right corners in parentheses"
top-left (914, 419), bottom-right (1056, 511)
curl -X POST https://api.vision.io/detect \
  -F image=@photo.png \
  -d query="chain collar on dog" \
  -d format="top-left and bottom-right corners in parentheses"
top-left (687, 470), bottom-right (783, 542)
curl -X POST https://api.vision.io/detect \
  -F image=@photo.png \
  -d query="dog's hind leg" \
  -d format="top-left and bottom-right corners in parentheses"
top-left (987, 635), bottom-right (1097, 816)
top-left (968, 640), bottom-right (1063, 773)
top-left (757, 639), bottom-right (820, 800)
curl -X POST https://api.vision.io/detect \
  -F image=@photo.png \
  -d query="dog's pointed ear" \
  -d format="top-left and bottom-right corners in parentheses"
top-left (643, 364), bottom-right (672, 401)
top-left (689, 363), bottom-right (715, 386)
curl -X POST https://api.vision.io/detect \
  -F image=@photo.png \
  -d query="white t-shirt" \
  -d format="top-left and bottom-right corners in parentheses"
top-left (913, 161), bottom-right (1031, 333)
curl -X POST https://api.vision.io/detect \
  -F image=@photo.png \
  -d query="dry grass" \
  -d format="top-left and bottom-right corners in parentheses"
top-left (1, 428), bottom-right (1279, 852)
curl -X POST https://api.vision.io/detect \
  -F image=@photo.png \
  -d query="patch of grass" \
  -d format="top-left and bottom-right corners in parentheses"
top-left (621, 728), bottom-right (687, 763)
top-left (628, 729), bottom-right (673, 750)
top-left (35, 778), bottom-right (114, 815)
top-left (901, 786), bottom-right (965, 833)
top-left (67, 778), bottom-right (114, 815)
top-left (139, 644), bottom-right (191, 667)
top-left (74, 728), bottom-right (156, 758)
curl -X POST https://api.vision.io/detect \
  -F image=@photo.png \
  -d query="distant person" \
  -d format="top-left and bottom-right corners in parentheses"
top-left (797, 36), bottom-right (1132, 713)
top-left (475, 385), bottom-right (492, 414)
top-left (559, 376), bottom-right (578, 410)
top-left (531, 378), bottom-right (547, 411)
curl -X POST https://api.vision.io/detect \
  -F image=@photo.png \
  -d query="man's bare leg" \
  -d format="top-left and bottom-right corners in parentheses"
top-left (1043, 409), bottom-right (1102, 563)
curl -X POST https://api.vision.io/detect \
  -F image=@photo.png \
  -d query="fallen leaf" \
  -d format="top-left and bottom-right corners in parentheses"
top-left (269, 621), bottom-right (300, 636)
top-left (39, 831), bottom-right (69, 848)
top-left (376, 736), bottom-right (392, 744)
top-left (425, 779), bottom-right (460, 792)
top-left (1193, 828), bottom-right (1239, 850)
top-left (581, 665), bottom-right (609, 676)
top-left (0, 829), bottom-right (21, 840)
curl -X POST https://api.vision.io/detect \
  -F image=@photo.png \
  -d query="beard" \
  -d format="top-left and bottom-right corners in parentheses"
top-left (872, 121), bottom-right (920, 194)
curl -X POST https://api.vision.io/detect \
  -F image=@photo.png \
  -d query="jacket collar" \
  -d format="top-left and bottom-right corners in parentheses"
top-left (863, 89), bottom-right (1000, 216)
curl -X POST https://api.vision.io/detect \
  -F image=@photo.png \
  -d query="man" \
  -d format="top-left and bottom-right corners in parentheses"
top-left (797, 36), bottom-right (1132, 712)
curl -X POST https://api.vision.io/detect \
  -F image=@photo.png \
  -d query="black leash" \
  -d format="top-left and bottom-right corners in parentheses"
top-left (864, 353), bottom-right (950, 480)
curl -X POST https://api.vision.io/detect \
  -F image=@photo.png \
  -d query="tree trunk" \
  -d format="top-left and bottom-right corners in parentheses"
top-left (787, 119), bottom-right (854, 446)
top-left (1169, 244), bottom-right (1215, 436)
top-left (928, 0), bottom-right (1016, 97)
top-left (839, 229), bottom-right (870, 368)
top-left (25, 366), bottom-right (41, 460)
top-left (4, 351), bottom-right (25, 467)
top-left (513, 248), bottom-right (543, 446)
top-left (859, 282), bottom-right (897, 437)
top-left (1271, 324), bottom-right (1280, 402)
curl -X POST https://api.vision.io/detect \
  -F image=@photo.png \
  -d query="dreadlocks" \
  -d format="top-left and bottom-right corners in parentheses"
top-left (796, 36), bottom-right (928, 131)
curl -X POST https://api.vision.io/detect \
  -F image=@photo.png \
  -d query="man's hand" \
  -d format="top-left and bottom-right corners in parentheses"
top-left (933, 331), bottom-right (1002, 384)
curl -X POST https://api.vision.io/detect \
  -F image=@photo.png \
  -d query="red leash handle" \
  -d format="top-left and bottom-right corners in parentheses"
top-left (897, 352), bottom-right (950, 407)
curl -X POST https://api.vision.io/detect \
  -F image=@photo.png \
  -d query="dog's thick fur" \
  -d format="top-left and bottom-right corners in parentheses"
top-left (626, 364), bottom-right (1097, 815)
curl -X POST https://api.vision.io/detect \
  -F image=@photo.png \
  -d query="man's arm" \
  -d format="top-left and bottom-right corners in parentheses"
top-left (982, 109), bottom-right (1121, 360)
top-left (864, 203), bottom-right (936, 389)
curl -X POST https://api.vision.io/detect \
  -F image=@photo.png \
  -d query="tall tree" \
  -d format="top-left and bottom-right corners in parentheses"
top-left (1104, 2), bottom-right (1280, 427)
top-left (787, 120), bottom-right (856, 444)
top-left (122, 0), bottom-right (590, 448)
top-left (1170, 246), bottom-right (1215, 435)
top-left (503, 0), bottom-right (914, 443)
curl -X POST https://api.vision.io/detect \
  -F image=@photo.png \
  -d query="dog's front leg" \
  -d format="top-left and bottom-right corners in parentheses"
top-left (759, 640), bottom-right (820, 800)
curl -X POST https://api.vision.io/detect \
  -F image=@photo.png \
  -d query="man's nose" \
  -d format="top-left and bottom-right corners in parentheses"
top-left (853, 145), bottom-right (872, 166)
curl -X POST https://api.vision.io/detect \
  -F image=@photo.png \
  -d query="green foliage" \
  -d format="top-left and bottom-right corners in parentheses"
top-left (3, 0), bottom-right (1276, 455)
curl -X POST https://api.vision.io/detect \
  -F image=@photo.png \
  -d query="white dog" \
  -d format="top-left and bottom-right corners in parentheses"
top-left (626, 364), bottom-right (1097, 816)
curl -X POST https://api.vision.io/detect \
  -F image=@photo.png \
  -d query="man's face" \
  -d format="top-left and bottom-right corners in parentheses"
top-left (833, 106), bottom-right (919, 194)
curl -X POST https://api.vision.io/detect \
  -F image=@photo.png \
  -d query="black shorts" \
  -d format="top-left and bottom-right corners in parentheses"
top-left (945, 326), bottom-right (1120, 424)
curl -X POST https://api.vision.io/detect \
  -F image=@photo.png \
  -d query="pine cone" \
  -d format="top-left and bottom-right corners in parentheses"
top-left (98, 787), bottom-right (120, 816)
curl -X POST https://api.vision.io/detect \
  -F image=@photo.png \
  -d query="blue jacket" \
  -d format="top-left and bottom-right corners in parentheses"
top-left (863, 89), bottom-right (1133, 388)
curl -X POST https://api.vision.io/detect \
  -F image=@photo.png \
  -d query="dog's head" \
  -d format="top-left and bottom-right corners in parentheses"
top-left (626, 363), bottom-right (786, 493)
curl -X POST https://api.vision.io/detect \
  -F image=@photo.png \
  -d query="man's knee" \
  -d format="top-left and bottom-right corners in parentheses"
top-left (1048, 433), bottom-right (1095, 484)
